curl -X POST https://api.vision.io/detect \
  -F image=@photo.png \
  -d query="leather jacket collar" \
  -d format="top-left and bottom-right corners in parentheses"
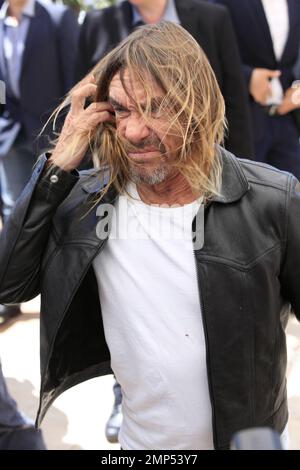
top-left (80, 147), bottom-right (250, 204)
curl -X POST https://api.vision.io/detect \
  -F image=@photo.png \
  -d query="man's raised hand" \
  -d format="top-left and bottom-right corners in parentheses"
top-left (49, 75), bottom-right (114, 171)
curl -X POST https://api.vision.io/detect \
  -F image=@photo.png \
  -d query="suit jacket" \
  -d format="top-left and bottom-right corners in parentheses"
top-left (0, 1), bottom-right (79, 155)
top-left (77, 0), bottom-right (254, 158)
top-left (293, 47), bottom-right (300, 79)
top-left (213, 0), bottom-right (300, 138)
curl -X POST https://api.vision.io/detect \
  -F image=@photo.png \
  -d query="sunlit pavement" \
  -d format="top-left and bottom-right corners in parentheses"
top-left (1, 296), bottom-right (300, 450)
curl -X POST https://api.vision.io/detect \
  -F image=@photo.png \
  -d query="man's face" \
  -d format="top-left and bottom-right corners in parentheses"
top-left (109, 70), bottom-right (181, 185)
top-left (128, 0), bottom-right (158, 9)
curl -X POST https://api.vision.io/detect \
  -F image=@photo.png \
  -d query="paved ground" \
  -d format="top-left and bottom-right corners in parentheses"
top-left (1, 296), bottom-right (300, 450)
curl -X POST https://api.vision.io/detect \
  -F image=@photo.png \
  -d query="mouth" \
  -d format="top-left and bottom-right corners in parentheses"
top-left (128, 150), bottom-right (160, 162)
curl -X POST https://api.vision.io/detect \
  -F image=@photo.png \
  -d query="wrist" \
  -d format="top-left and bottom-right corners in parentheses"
top-left (48, 153), bottom-right (77, 172)
top-left (43, 154), bottom-right (79, 179)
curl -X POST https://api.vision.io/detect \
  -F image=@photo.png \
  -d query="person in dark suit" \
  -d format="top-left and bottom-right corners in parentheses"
top-left (77, 0), bottom-right (254, 160)
top-left (213, 0), bottom-right (300, 179)
top-left (77, 0), bottom-right (254, 444)
top-left (0, 0), bottom-right (79, 322)
top-left (0, 0), bottom-right (79, 222)
top-left (0, 0), bottom-right (78, 447)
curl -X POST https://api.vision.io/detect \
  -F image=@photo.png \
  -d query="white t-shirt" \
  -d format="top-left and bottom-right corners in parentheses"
top-left (93, 184), bottom-right (213, 450)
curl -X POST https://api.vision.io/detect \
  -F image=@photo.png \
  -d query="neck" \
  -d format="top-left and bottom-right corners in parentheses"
top-left (137, 0), bottom-right (168, 24)
top-left (136, 171), bottom-right (199, 206)
top-left (8, 0), bottom-right (27, 19)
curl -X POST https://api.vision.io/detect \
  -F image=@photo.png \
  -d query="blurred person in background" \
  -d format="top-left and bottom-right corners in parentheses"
top-left (0, 0), bottom-right (78, 449)
top-left (77, 0), bottom-right (254, 442)
top-left (213, 0), bottom-right (300, 178)
top-left (0, 0), bottom-right (79, 325)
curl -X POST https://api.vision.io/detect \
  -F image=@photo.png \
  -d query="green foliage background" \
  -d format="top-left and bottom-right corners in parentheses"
top-left (52, 0), bottom-right (116, 12)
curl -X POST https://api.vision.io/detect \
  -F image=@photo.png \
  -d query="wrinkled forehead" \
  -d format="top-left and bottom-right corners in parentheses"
top-left (109, 68), bottom-right (164, 105)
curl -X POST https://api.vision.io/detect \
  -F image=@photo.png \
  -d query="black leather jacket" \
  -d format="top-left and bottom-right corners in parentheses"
top-left (0, 148), bottom-right (299, 449)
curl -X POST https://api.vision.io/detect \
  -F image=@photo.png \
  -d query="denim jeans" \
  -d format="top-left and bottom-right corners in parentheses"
top-left (0, 360), bottom-right (46, 449)
top-left (0, 130), bottom-right (36, 223)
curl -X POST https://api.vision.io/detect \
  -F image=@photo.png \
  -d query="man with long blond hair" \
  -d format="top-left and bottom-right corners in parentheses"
top-left (0, 22), bottom-right (299, 450)
top-left (77, 0), bottom-right (254, 160)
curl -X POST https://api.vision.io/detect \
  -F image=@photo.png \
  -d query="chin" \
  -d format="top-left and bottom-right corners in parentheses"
top-left (129, 166), bottom-right (170, 185)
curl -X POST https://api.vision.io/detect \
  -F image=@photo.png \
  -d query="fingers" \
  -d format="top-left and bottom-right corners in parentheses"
top-left (258, 69), bottom-right (281, 79)
top-left (288, 84), bottom-right (300, 109)
top-left (292, 88), bottom-right (300, 107)
top-left (86, 110), bottom-right (113, 128)
top-left (83, 101), bottom-right (115, 123)
top-left (72, 73), bottom-right (96, 92)
top-left (73, 110), bottom-right (114, 134)
top-left (84, 101), bottom-right (113, 114)
top-left (70, 83), bottom-right (98, 114)
top-left (70, 75), bottom-right (115, 119)
top-left (266, 69), bottom-right (281, 79)
top-left (81, 73), bottom-right (96, 86)
top-left (66, 73), bottom-right (115, 135)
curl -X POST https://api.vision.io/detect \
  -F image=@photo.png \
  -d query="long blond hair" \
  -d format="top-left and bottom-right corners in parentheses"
top-left (48, 21), bottom-right (226, 201)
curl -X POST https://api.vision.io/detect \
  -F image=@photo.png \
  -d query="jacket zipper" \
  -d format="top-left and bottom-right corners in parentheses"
top-left (193, 213), bottom-right (218, 449)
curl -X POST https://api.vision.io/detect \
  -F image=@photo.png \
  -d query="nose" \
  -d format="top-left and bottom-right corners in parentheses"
top-left (124, 113), bottom-right (150, 144)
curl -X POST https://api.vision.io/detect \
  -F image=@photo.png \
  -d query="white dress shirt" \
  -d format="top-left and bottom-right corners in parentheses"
top-left (261, 0), bottom-right (289, 104)
top-left (0, 0), bottom-right (35, 98)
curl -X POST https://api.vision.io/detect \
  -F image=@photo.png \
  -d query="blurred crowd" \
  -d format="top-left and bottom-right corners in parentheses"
top-left (1, 0), bottom-right (300, 450)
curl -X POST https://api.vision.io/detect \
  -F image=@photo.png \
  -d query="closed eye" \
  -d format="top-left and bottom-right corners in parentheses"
top-left (114, 106), bottom-right (130, 116)
top-left (109, 97), bottom-right (130, 117)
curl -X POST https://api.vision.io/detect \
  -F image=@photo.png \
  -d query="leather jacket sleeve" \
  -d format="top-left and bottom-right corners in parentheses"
top-left (0, 154), bottom-right (79, 304)
top-left (280, 176), bottom-right (300, 320)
